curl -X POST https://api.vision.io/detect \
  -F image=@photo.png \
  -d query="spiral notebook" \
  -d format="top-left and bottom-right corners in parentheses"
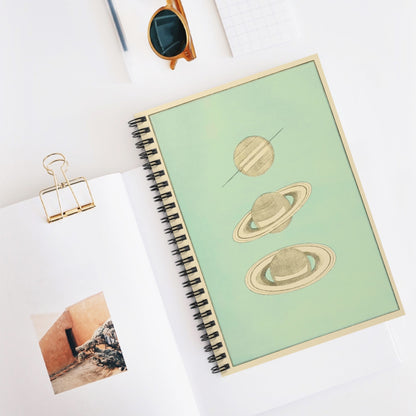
top-left (129, 55), bottom-right (403, 376)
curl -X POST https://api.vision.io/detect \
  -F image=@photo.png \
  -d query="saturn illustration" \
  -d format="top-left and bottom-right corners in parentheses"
top-left (222, 128), bottom-right (283, 187)
top-left (233, 182), bottom-right (312, 243)
top-left (245, 244), bottom-right (336, 295)
top-left (233, 135), bottom-right (275, 177)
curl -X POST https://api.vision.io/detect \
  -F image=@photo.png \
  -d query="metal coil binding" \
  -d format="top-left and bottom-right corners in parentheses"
top-left (176, 255), bottom-right (194, 266)
top-left (135, 138), bottom-right (154, 149)
top-left (129, 116), bottom-right (230, 374)
top-left (197, 320), bottom-right (215, 331)
top-left (182, 277), bottom-right (200, 287)
top-left (186, 288), bottom-right (204, 298)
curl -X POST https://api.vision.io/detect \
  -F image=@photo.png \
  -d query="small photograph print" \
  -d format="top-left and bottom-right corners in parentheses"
top-left (31, 292), bottom-right (127, 394)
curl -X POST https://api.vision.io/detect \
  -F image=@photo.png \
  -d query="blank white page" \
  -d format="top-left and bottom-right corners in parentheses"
top-left (214, 0), bottom-right (300, 56)
top-left (0, 174), bottom-right (199, 416)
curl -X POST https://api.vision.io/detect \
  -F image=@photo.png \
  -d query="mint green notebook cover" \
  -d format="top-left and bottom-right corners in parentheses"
top-left (135, 56), bottom-right (403, 374)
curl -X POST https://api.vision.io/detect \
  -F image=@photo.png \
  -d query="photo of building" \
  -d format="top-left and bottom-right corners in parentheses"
top-left (32, 292), bottom-right (127, 394)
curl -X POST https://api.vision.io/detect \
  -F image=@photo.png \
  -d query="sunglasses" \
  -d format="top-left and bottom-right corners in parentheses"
top-left (148, 0), bottom-right (196, 70)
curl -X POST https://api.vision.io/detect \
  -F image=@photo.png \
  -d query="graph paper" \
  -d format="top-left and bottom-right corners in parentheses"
top-left (214, 0), bottom-right (299, 56)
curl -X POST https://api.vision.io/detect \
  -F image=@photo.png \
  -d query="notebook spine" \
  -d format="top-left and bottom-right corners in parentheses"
top-left (129, 116), bottom-right (230, 375)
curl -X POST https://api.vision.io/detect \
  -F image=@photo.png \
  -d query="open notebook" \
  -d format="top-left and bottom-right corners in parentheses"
top-left (0, 174), bottom-right (199, 415)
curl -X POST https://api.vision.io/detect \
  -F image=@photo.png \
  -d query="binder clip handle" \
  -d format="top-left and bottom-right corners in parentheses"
top-left (39, 153), bottom-right (95, 223)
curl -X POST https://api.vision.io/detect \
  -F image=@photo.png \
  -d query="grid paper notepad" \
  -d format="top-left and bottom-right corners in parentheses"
top-left (214, 0), bottom-right (299, 56)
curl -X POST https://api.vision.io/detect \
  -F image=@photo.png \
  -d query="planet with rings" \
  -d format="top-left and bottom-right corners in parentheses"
top-left (245, 243), bottom-right (336, 295)
top-left (233, 182), bottom-right (312, 243)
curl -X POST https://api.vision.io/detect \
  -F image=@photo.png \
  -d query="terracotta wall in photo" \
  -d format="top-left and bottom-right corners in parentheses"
top-left (39, 310), bottom-right (75, 376)
top-left (68, 292), bottom-right (110, 346)
top-left (38, 292), bottom-right (111, 376)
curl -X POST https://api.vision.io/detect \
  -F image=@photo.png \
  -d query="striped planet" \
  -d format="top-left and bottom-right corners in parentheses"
top-left (233, 136), bottom-right (274, 177)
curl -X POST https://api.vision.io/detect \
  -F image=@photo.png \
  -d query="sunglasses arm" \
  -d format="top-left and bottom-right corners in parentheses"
top-left (170, 59), bottom-right (178, 70)
top-left (167, 0), bottom-right (186, 17)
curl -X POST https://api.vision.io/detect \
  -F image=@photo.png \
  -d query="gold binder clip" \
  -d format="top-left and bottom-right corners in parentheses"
top-left (39, 153), bottom-right (95, 223)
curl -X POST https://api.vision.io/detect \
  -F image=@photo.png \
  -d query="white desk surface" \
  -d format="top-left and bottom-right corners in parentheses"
top-left (1, 0), bottom-right (415, 414)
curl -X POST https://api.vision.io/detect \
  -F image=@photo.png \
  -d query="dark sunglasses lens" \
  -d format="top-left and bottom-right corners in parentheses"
top-left (149, 10), bottom-right (187, 57)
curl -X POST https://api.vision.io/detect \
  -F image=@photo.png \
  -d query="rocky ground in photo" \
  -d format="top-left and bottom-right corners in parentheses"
top-left (51, 356), bottom-right (122, 394)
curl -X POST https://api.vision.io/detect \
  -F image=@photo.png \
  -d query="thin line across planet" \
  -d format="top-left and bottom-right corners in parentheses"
top-left (245, 243), bottom-right (336, 295)
top-left (222, 129), bottom-right (283, 187)
top-left (233, 182), bottom-right (312, 243)
top-left (233, 135), bottom-right (275, 177)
